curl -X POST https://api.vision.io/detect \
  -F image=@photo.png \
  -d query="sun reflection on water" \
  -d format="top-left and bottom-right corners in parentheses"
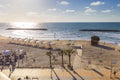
top-left (11, 22), bottom-right (37, 28)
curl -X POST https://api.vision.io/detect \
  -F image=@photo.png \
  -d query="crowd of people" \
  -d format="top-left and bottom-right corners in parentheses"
top-left (0, 49), bottom-right (26, 72)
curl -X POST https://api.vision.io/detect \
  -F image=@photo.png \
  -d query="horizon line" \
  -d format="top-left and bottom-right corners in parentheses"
top-left (0, 21), bottom-right (120, 23)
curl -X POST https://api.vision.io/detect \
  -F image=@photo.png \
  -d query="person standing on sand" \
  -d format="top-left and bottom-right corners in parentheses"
top-left (113, 70), bottom-right (117, 77)
top-left (1, 56), bottom-right (5, 71)
top-left (9, 64), bottom-right (12, 73)
top-left (9, 55), bottom-right (16, 73)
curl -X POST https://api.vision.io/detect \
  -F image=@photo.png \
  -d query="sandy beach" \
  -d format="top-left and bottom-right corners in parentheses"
top-left (0, 35), bottom-right (120, 80)
top-left (0, 35), bottom-right (120, 68)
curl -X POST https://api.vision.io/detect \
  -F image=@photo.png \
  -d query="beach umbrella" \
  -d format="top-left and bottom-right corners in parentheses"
top-left (19, 50), bottom-right (23, 55)
top-left (30, 40), bottom-right (37, 47)
top-left (24, 39), bottom-right (29, 45)
top-left (35, 40), bottom-right (40, 47)
top-left (4, 50), bottom-right (11, 56)
top-left (8, 37), bottom-right (13, 43)
top-left (11, 38), bottom-right (15, 44)
top-left (14, 38), bottom-right (19, 44)
top-left (0, 72), bottom-right (11, 80)
top-left (18, 38), bottom-right (24, 45)
top-left (41, 41), bottom-right (49, 48)
top-left (33, 40), bottom-right (38, 47)
top-left (40, 41), bottom-right (46, 48)
top-left (36, 41), bottom-right (42, 48)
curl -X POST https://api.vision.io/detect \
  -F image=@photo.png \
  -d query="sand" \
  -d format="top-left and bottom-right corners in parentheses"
top-left (0, 35), bottom-right (120, 69)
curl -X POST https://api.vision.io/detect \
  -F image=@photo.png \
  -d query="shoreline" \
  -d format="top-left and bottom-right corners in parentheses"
top-left (1, 32), bottom-right (119, 44)
top-left (1, 34), bottom-right (117, 44)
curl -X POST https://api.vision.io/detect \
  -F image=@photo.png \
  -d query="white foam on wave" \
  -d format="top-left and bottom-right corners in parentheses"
top-left (12, 30), bottom-right (33, 38)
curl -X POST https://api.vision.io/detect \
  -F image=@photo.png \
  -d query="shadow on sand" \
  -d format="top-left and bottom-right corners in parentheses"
top-left (64, 67), bottom-right (77, 80)
top-left (51, 68), bottom-right (60, 80)
top-left (51, 67), bottom-right (85, 80)
top-left (72, 69), bottom-right (85, 80)
top-left (104, 66), bottom-right (111, 70)
top-left (92, 68), bottom-right (104, 77)
top-left (94, 45), bottom-right (114, 50)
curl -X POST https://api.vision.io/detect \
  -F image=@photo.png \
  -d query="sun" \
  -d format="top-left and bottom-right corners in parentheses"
top-left (11, 22), bottom-right (37, 28)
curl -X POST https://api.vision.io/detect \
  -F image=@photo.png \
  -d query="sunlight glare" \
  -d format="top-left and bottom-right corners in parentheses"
top-left (11, 22), bottom-right (37, 28)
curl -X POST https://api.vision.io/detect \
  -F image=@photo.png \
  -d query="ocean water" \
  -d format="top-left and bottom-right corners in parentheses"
top-left (0, 22), bottom-right (120, 43)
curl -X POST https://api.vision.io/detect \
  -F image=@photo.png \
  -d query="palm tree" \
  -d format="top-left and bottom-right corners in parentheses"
top-left (58, 50), bottom-right (65, 67)
top-left (65, 49), bottom-right (74, 68)
top-left (46, 50), bottom-right (52, 68)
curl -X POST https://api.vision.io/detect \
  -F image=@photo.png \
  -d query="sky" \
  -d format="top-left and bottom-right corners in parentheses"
top-left (0, 0), bottom-right (120, 22)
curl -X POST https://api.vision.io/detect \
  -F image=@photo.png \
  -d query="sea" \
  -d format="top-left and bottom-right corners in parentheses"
top-left (0, 22), bottom-right (120, 44)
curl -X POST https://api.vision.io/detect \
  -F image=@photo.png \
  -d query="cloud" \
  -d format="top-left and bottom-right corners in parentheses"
top-left (85, 7), bottom-right (90, 9)
top-left (85, 7), bottom-right (96, 13)
top-left (65, 9), bottom-right (75, 13)
top-left (102, 9), bottom-right (112, 13)
top-left (48, 8), bottom-right (57, 11)
top-left (90, 1), bottom-right (105, 6)
top-left (117, 4), bottom-right (120, 7)
top-left (59, 1), bottom-right (70, 6)
top-left (26, 12), bottom-right (39, 16)
top-left (84, 7), bottom-right (96, 15)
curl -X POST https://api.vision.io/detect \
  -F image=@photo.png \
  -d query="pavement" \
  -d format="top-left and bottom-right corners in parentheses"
top-left (0, 49), bottom-right (120, 80)
top-left (0, 67), bottom-right (120, 80)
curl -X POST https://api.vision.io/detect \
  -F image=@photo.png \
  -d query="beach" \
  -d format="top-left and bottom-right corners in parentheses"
top-left (0, 35), bottom-right (120, 68)
top-left (0, 35), bottom-right (120, 80)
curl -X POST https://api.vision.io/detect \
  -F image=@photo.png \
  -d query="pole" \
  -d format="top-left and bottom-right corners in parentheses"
top-left (54, 33), bottom-right (56, 40)
top-left (110, 61), bottom-right (113, 79)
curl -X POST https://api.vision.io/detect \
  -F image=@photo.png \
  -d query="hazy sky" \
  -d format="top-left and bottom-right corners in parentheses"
top-left (0, 0), bottom-right (120, 22)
